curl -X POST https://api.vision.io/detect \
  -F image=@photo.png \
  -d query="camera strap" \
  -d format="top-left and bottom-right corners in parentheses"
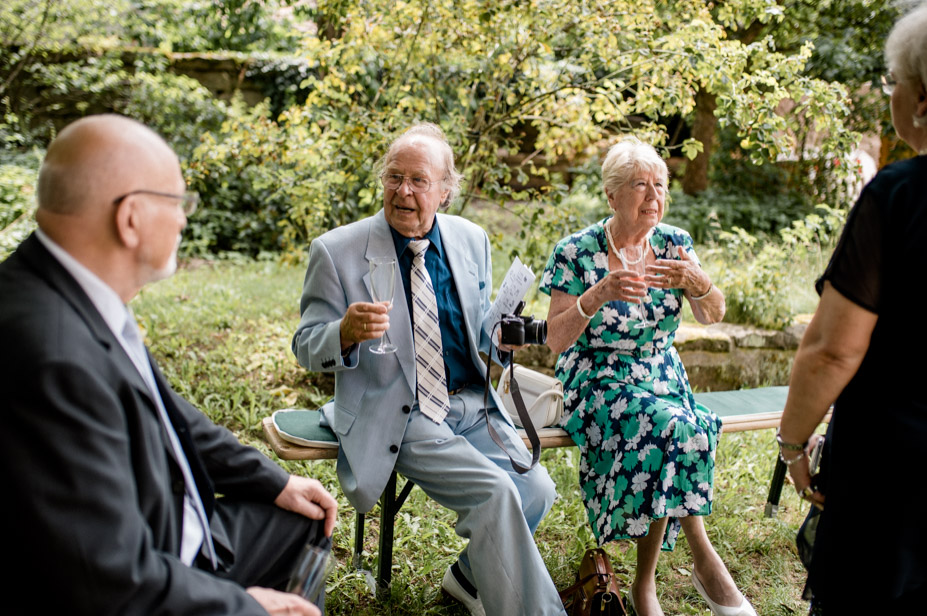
top-left (482, 340), bottom-right (541, 474)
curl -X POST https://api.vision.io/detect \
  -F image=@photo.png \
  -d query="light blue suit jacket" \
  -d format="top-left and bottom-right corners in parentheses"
top-left (292, 210), bottom-right (510, 512)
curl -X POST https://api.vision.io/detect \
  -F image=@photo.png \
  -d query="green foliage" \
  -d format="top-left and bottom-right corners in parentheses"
top-left (705, 205), bottom-right (846, 329)
top-left (277, 0), bottom-right (857, 266)
top-left (774, 0), bottom-right (899, 138)
top-left (0, 155), bottom-right (40, 261)
top-left (697, 0), bottom-right (899, 207)
top-left (183, 104), bottom-right (331, 257)
top-left (114, 64), bottom-right (230, 160)
top-left (665, 188), bottom-right (815, 245)
top-left (0, 123), bottom-right (43, 260)
top-left (122, 0), bottom-right (303, 53)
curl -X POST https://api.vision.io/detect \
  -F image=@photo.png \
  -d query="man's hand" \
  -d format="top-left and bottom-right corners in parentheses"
top-left (340, 302), bottom-right (390, 350)
top-left (495, 328), bottom-right (528, 354)
top-left (247, 587), bottom-right (319, 616)
top-left (274, 475), bottom-right (338, 537)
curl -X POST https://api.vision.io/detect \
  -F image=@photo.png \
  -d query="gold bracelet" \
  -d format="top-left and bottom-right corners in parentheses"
top-left (690, 283), bottom-right (713, 301)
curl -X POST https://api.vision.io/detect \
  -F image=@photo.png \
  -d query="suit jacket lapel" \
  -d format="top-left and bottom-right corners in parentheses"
top-left (19, 235), bottom-right (156, 400)
top-left (19, 235), bottom-right (187, 468)
top-left (364, 211), bottom-right (416, 394)
top-left (151, 365), bottom-right (216, 519)
top-left (438, 216), bottom-right (482, 363)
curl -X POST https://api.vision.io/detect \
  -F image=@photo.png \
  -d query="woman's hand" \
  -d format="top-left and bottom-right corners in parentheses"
top-left (546, 271), bottom-right (645, 355)
top-left (645, 246), bottom-right (709, 295)
top-left (645, 246), bottom-right (725, 324)
top-left (786, 434), bottom-right (826, 510)
top-left (594, 268), bottom-right (648, 304)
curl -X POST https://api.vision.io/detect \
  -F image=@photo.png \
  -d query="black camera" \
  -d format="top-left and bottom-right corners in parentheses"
top-left (499, 302), bottom-right (547, 346)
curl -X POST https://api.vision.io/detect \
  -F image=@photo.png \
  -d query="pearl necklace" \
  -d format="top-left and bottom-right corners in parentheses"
top-left (604, 217), bottom-right (644, 265)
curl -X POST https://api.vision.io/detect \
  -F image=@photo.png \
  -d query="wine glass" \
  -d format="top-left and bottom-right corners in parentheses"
top-left (369, 257), bottom-right (397, 354)
top-left (287, 537), bottom-right (334, 605)
top-left (618, 245), bottom-right (655, 329)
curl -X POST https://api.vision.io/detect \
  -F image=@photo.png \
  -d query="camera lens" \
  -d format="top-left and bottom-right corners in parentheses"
top-left (524, 318), bottom-right (547, 345)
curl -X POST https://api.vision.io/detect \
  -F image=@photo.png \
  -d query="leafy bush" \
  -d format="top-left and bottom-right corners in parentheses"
top-left (183, 104), bottom-right (331, 258)
top-left (123, 0), bottom-right (303, 53)
top-left (115, 62), bottom-right (230, 161)
top-left (0, 150), bottom-right (41, 261)
top-left (664, 188), bottom-right (816, 244)
top-left (704, 205), bottom-right (846, 329)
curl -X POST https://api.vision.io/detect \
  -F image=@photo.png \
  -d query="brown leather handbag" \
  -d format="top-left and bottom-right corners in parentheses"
top-left (560, 548), bottom-right (628, 616)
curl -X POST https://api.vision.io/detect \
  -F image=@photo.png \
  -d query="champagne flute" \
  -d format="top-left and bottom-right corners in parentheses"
top-left (618, 245), bottom-right (655, 329)
top-left (369, 257), bottom-right (397, 354)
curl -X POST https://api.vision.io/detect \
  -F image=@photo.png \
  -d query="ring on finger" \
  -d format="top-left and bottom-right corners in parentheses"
top-left (364, 322), bottom-right (367, 332)
top-left (801, 486), bottom-right (814, 500)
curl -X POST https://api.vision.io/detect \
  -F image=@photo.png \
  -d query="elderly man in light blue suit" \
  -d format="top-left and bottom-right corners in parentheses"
top-left (292, 123), bottom-right (565, 616)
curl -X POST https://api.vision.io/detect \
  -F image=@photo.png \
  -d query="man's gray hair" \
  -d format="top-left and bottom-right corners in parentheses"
top-left (601, 136), bottom-right (669, 197)
top-left (886, 2), bottom-right (927, 126)
top-left (377, 122), bottom-right (464, 207)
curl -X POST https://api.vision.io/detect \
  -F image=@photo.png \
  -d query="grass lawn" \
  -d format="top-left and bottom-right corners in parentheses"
top-left (134, 259), bottom-right (816, 615)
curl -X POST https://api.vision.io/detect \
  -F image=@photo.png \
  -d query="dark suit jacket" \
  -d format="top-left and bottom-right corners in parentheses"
top-left (0, 234), bottom-right (288, 614)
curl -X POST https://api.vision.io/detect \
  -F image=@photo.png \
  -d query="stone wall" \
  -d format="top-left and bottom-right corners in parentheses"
top-left (506, 322), bottom-right (806, 392)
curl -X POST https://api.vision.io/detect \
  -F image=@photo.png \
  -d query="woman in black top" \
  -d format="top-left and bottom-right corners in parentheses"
top-left (778, 3), bottom-right (927, 614)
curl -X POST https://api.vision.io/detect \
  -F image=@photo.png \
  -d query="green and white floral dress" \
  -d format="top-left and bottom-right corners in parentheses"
top-left (540, 219), bottom-right (721, 550)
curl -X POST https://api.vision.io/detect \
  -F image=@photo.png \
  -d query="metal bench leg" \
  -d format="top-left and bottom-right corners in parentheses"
top-left (765, 456), bottom-right (788, 518)
top-left (376, 472), bottom-right (398, 595)
top-left (353, 511), bottom-right (366, 569)
top-left (375, 470), bottom-right (417, 597)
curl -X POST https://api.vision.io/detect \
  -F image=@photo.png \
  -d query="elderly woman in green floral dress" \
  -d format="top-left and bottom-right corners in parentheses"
top-left (540, 137), bottom-right (755, 616)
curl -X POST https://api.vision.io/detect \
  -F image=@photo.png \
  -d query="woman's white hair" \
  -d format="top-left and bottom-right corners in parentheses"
top-left (376, 122), bottom-right (464, 207)
top-left (601, 136), bottom-right (669, 196)
top-left (885, 1), bottom-right (927, 127)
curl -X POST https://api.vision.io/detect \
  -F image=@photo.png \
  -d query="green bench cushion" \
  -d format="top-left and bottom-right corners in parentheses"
top-left (272, 409), bottom-right (337, 447)
top-left (693, 386), bottom-right (788, 417)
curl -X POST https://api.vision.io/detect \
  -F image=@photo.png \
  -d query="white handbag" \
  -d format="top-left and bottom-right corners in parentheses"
top-left (496, 363), bottom-right (564, 429)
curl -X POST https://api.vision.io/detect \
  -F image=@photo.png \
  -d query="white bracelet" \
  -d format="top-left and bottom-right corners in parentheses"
top-left (576, 294), bottom-right (595, 320)
top-left (690, 283), bottom-right (713, 301)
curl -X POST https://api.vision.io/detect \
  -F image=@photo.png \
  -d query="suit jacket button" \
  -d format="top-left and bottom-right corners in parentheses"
top-left (401, 405), bottom-right (411, 414)
top-left (389, 444), bottom-right (399, 454)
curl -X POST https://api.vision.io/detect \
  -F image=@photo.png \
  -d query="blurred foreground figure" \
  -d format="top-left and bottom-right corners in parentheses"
top-left (0, 114), bottom-right (336, 616)
top-left (778, 4), bottom-right (927, 614)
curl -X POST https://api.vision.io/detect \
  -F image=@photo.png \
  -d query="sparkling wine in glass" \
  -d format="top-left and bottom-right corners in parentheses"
top-left (369, 257), bottom-right (397, 354)
top-left (618, 245), bottom-right (656, 329)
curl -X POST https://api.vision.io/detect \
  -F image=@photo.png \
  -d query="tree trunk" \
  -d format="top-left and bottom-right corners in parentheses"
top-left (682, 87), bottom-right (718, 195)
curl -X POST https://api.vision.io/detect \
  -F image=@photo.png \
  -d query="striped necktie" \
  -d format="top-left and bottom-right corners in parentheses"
top-left (408, 240), bottom-right (450, 423)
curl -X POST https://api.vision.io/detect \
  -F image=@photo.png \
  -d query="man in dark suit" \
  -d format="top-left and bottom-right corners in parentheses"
top-left (0, 114), bottom-right (337, 615)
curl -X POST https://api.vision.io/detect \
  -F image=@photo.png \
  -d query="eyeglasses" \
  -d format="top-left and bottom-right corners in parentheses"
top-left (881, 73), bottom-right (897, 96)
top-left (380, 173), bottom-right (437, 194)
top-left (112, 190), bottom-right (199, 216)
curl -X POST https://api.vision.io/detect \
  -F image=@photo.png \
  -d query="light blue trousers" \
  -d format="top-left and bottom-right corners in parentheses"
top-left (394, 385), bottom-right (566, 616)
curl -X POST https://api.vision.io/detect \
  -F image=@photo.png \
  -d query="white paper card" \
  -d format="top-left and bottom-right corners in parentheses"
top-left (484, 257), bottom-right (535, 337)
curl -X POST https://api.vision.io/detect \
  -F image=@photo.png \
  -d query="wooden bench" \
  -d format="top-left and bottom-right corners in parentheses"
top-left (262, 385), bottom-right (815, 593)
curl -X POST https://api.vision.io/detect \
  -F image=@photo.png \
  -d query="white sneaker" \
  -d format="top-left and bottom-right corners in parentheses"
top-left (441, 563), bottom-right (486, 616)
